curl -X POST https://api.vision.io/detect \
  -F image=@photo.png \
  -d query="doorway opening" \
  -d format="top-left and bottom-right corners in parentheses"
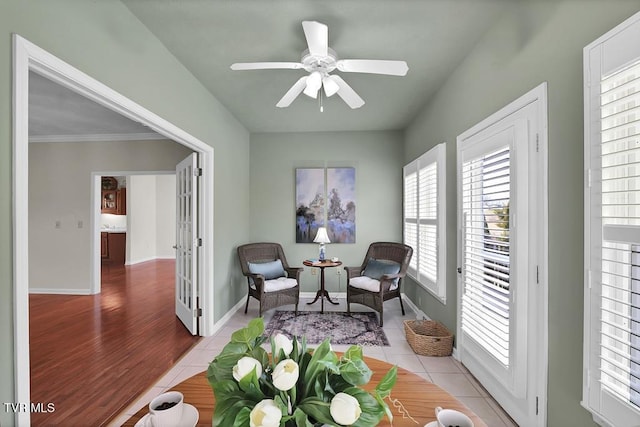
top-left (13, 35), bottom-right (214, 426)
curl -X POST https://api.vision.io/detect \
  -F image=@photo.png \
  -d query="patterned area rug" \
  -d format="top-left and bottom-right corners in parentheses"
top-left (264, 311), bottom-right (389, 346)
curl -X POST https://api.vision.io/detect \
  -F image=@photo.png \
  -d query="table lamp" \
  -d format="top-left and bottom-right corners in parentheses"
top-left (313, 227), bottom-right (331, 261)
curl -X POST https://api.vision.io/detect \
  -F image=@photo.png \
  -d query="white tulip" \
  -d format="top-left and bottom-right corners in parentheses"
top-left (272, 359), bottom-right (299, 391)
top-left (232, 356), bottom-right (263, 382)
top-left (249, 399), bottom-right (282, 427)
top-left (273, 333), bottom-right (293, 357)
top-left (330, 392), bottom-right (362, 425)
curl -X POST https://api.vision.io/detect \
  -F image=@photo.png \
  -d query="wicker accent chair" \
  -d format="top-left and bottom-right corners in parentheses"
top-left (345, 242), bottom-right (413, 326)
top-left (237, 242), bottom-right (302, 317)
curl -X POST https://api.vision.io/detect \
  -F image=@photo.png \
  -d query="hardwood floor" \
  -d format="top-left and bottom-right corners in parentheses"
top-left (29, 259), bottom-right (200, 426)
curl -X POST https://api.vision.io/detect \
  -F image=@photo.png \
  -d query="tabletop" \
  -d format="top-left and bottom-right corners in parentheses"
top-left (303, 259), bottom-right (342, 268)
top-left (123, 355), bottom-right (487, 427)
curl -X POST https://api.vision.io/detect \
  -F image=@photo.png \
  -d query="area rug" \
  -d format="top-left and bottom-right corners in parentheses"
top-left (264, 311), bottom-right (389, 346)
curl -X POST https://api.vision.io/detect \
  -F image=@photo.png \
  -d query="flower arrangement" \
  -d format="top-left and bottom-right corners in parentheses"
top-left (206, 318), bottom-right (397, 427)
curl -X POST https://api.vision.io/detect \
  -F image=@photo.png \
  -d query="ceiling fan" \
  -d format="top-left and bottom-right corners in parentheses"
top-left (230, 21), bottom-right (409, 109)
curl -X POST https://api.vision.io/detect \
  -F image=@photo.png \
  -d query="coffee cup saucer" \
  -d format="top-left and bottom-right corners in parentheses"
top-left (134, 403), bottom-right (199, 427)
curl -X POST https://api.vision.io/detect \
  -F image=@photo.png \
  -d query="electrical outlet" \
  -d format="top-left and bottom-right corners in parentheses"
top-left (311, 268), bottom-right (317, 276)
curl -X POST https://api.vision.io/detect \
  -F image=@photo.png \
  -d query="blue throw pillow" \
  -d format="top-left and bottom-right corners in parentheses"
top-left (248, 260), bottom-right (286, 280)
top-left (363, 258), bottom-right (401, 281)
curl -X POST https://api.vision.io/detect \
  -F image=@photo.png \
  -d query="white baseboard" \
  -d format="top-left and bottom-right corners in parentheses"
top-left (29, 288), bottom-right (93, 295)
top-left (207, 297), bottom-right (246, 336)
top-left (399, 293), bottom-right (429, 320)
top-left (125, 256), bottom-right (175, 266)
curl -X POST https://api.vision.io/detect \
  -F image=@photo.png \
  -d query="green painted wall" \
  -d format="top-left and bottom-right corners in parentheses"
top-left (249, 131), bottom-right (403, 294)
top-left (404, 1), bottom-right (640, 426)
top-left (0, 1), bottom-right (249, 424)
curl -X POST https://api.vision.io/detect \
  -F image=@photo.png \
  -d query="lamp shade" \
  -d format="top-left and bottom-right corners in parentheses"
top-left (313, 227), bottom-right (331, 244)
top-left (303, 71), bottom-right (322, 98)
top-left (322, 75), bottom-right (340, 97)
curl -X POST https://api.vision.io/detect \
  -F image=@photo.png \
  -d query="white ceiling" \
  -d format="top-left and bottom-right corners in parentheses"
top-left (29, 1), bottom-right (509, 138)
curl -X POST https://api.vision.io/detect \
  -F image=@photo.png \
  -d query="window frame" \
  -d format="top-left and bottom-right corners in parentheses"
top-left (583, 10), bottom-right (640, 426)
top-left (403, 143), bottom-right (447, 302)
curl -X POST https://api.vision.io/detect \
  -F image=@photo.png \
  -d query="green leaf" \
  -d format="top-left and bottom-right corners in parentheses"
top-left (343, 388), bottom-right (385, 427)
top-left (298, 397), bottom-right (335, 425)
top-left (207, 352), bottom-right (245, 383)
top-left (344, 345), bottom-right (363, 361)
top-left (237, 368), bottom-right (265, 400)
top-left (233, 406), bottom-right (251, 427)
top-left (211, 379), bottom-right (239, 399)
top-left (375, 365), bottom-right (397, 398)
top-left (293, 408), bottom-right (315, 427)
top-left (302, 340), bottom-right (337, 397)
top-left (231, 317), bottom-right (265, 346)
top-left (213, 397), bottom-right (256, 427)
top-left (339, 357), bottom-right (372, 386)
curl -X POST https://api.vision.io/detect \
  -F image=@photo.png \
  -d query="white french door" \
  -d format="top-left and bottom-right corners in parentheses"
top-left (457, 84), bottom-right (547, 426)
top-left (175, 153), bottom-right (200, 334)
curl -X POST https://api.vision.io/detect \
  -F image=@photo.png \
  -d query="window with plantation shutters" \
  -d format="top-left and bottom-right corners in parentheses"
top-left (456, 83), bottom-right (546, 426)
top-left (584, 11), bottom-right (640, 426)
top-left (403, 143), bottom-right (446, 301)
top-left (461, 145), bottom-right (511, 367)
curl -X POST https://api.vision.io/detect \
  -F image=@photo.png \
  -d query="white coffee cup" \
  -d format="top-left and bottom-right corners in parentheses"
top-left (144, 391), bottom-right (184, 427)
top-left (435, 406), bottom-right (474, 427)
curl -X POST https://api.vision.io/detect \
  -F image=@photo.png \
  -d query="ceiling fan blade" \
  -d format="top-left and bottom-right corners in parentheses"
top-left (330, 75), bottom-right (365, 109)
top-left (230, 62), bottom-right (303, 71)
top-left (276, 76), bottom-right (308, 108)
top-left (302, 21), bottom-right (328, 57)
top-left (336, 59), bottom-right (409, 76)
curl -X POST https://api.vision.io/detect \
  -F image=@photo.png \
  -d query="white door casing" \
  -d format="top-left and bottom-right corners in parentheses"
top-left (456, 83), bottom-right (548, 427)
top-left (12, 35), bottom-right (214, 426)
top-left (176, 153), bottom-right (200, 335)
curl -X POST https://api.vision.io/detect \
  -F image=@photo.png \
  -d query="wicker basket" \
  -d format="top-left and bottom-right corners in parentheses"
top-left (403, 319), bottom-right (453, 357)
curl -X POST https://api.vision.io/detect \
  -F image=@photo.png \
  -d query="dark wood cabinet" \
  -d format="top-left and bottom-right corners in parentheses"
top-left (101, 232), bottom-right (126, 264)
top-left (101, 232), bottom-right (108, 259)
top-left (101, 188), bottom-right (126, 215)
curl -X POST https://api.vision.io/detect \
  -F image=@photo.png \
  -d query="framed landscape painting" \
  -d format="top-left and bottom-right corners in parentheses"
top-left (295, 168), bottom-right (325, 243)
top-left (326, 167), bottom-right (356, 243)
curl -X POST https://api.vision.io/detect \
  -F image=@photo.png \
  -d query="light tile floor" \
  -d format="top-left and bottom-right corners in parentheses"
top-left (110, 299), bottom-right (518, 426)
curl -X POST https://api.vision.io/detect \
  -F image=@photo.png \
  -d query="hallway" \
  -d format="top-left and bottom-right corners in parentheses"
top-left (29, 259), bottom-right (199, 426)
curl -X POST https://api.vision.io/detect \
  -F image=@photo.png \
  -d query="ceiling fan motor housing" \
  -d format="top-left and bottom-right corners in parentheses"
top-left (301, 48), bottom-right (337, 74)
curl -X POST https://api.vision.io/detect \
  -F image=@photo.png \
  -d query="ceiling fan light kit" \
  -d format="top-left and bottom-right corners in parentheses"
top-left (230, 20), bottom-right (408, 110)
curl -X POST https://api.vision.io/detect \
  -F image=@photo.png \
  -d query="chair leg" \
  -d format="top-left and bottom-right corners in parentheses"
top-left (379, 311), bottom-right (384, 327)
top-left (244, 294), bottom-right (250, 314)
top-left (398, 294), bottom-right (406, 315)
top-left (294, 302), bottom-right (298, 316)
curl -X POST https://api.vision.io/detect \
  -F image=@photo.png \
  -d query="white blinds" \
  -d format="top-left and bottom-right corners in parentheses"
top-left (419, 163), bottom-right (438, 283)
top-left (404, 168), bottom-right (419, 273)
top-left (403, 143), bottom-right (446, 300)
top-left (599, 59), bottom-right (640, 409)
top-left (461, 146), bottom-right (511, 367)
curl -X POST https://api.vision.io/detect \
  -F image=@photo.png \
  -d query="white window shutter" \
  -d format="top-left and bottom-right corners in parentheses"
top-left (584, 11), bottom-right (640, 425)
top-left (403, 143), bottom-right (446, 301)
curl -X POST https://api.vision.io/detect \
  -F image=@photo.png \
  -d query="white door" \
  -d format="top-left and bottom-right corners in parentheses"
top-left (175, 153), bottom-right (200, 334)
top-left (457, 85), bottom-right (547, 426)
